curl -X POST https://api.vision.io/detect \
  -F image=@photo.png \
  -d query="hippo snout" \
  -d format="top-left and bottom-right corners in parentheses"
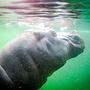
top-left (67, 32), bottom-right (85, 58)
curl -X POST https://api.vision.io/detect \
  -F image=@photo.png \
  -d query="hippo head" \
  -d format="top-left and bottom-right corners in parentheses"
top-left (36, 31), bottom-right (85, 60)
top-left (31, 31), bottom-right (85, 79)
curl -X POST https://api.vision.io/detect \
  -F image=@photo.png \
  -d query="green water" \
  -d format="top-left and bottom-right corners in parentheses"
top-left (0, 0), bottom-right (90, 90)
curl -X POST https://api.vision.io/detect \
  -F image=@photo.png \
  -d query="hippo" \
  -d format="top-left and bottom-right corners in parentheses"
top-left (0, 31), bottom-right (85, 90)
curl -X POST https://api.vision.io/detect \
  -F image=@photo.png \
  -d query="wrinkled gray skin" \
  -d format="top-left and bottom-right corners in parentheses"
top-left (0, 31), bottom-right (85, 90)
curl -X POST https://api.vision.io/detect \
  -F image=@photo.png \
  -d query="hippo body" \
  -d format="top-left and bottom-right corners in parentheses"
top-left (0, 31), bottom-right (84, 90)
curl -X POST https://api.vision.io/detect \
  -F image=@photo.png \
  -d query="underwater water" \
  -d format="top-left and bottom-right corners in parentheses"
top-left (0, 0), bottom-right (90, 90)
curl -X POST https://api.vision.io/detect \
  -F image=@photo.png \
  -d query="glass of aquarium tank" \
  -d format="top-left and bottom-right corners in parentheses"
top-left (0, 0), bottom-right (90, 90)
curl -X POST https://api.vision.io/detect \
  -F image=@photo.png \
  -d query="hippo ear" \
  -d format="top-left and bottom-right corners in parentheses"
top-left (34, 32), bottom-right (44, 41)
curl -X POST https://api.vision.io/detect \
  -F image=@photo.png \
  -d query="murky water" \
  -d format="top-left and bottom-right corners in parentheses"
top-left (0, 0), bottom-right (90, 90)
